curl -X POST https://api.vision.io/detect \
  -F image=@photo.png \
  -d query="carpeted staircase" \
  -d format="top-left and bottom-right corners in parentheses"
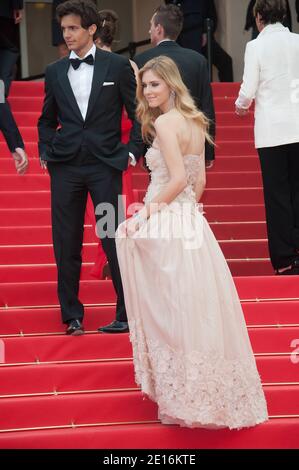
top-left (0, 81), bottom-right (298, 448)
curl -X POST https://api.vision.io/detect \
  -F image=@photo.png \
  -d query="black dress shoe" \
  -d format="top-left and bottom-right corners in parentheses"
top-left (66, 319), bottom-right (84, 336)
top-left (276, 259), bottom-right (299, 275)
top-left (277, 266), bottom-right (299, 275)
top-left (98, 320), bottom-right (129, 333)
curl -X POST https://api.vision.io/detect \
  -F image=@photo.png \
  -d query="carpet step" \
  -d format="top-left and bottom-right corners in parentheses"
top-left (0, 127), bottom-right (38, 143)
top-left (214, 96), bottom-right (251, 112)
top-left (0, 142), bottom-right (37, 159)
top-left (0, 306), bottom-right (115, 335)
top-left (0, 222), bottom-right (268, 246)
top-left (0, 205), bottom-right (266, 227)
top-left (212, 82), bottom-right (241, 98)
top-left (13, 112), bottom-right (40, 127)
top-left (0, 355), bottom-right (297, 397)
top-left (0, 125), bottom-right (255, 144)
top-left (0, 141), bottom-right (257, 159)
top-left (0, 259), bottom-right (272, 282)
top-left (0, 280), bottom-right (116, 308)
top-left (215, 126), bottom-right (254, 141)
top-left (8, 81), bottom-right (238, 99)
top-left (0, 360), bottom-right (136, 396)
top-left (0, 240), bottom-right (270, 266)
top-left (0, 243), bottom-right (98, 265)
top-left (8, 96), bottom-right (44, 112)
top-left (0, 172), bottom-right (262, 191)
top-left (2, 276), bottom-right (298, 308)
top-left (1, 327), bottom-right (298, 364)
top-left (132, 198), bottom-right (266, 222)
top-left (2, 333), bottom-right (132, 363)
top-left (2, 299), bottom-right (297, 336)
top-left (0, 156), bottom-right (261, 173)
top-left (0, 386), bottom-right (297, 431)
top-left (0, 418), bottom-right (298, 449)
top-left (228, 260), bottom-right (272, 276)
top-left (10, 110), bottom-right (254, 129)
top-left (0, 225), bottom-right (96, 245)
top-left (216, 141), bottom-right (256, 156)
top-left (210, 222), bottom-right (267, 239)
top-left (9, 81), bottom-right (44, 97)
top-left (0, 390), bottom-right (156, 430)
top-left (0, 188), bottom-right (264, 209)
top-left (216, 111), bottom-right (254, 126)
top-left (0, 174), bottom-right (49, 191)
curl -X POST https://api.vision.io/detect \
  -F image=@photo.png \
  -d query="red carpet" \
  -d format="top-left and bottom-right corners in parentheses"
top-left (0, 81), bottom-right (298, 448)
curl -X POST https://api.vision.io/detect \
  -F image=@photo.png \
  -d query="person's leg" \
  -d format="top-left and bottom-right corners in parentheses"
top-left (48, 163), bottom-right (87, 324)
top-left (211, 38), bottom-right (234, 82)
top-left (87, 162), bottom-right (127, 326)
top-left (287, 142), bottom-right (299, 250)
top-left (258, 145), bottom-right (298, 271)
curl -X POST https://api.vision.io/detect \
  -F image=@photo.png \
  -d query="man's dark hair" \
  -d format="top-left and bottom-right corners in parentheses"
top-left (56, 0), bottom-right (98, 29)
top-left (253, 0), bottom-right (287, 24)
top-left (153, 4), bottom-right (184, 40)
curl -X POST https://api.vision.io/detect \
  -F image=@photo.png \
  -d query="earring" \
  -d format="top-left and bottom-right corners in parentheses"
top-left (169, 90), bottom-right (176, 109)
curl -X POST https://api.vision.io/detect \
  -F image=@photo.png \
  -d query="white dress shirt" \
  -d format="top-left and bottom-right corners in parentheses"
top-left (236, 23), bottom-right (299, 149)
top-left (68, 44), bottom-right (95, 120)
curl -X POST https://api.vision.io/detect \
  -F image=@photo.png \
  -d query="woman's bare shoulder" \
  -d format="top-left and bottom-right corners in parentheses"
top-left (155, 110), bottom-right (184, 131)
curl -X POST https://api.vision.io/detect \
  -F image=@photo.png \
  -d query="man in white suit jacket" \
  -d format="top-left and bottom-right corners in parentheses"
top-left (236, 0), bottom-right (299, 275)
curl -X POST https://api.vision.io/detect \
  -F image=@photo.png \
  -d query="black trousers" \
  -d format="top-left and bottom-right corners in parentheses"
top-left (202, 38), bottom-right (234, 82)
top-left (177, 14), bottom-right (203, 54)
top-left (0, 18), bottom-right (20, 87)
top-left (47, 158), bottom-right (127, 324)
top-left (258, 143), bottom-right (299, 270)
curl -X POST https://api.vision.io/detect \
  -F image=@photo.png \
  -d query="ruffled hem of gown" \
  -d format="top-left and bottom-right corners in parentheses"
top-left (129, 322), bottom-right (268, 430)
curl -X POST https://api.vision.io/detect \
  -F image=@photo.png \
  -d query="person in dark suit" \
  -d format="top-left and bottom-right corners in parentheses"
top-left (0, 102), bottom-right (28, 174)
top-left (201, 0), bottom-right (234, 82)
top-left (38, 0), bottom-right (143, 335)
top-left (134, 3), bottom-right (215, 166)
top-left (0, 1), bottom-right (28, 174)
top-left (165, 0), bottom-right (208, 53)
top-left (0, 0), bottom-right (23, 94)
top-left (245, 0), bottom-right (299, 39)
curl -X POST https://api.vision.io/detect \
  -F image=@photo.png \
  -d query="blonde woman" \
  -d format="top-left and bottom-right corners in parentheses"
top-left (116, 56), bottom-right (268, 429)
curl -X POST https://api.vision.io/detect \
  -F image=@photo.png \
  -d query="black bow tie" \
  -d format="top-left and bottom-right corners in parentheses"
top-left (70, 54), bottom-right (94, 70)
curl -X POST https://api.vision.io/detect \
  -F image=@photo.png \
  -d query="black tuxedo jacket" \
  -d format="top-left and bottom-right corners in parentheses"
top-left (0, 0), bottom-right (23, 18)
top-left (134, 41), bottom-right (215, 160)
top-left (38, 48), bottom-right (143, 171)
top-left (0, 102), bottom-right (24, 151)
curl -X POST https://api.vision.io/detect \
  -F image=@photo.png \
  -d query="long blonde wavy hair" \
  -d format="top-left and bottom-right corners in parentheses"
top-left (136, 55), bottom-right (212, 145)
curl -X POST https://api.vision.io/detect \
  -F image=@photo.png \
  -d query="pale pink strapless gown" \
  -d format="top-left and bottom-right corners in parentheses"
top-left (116, 144), bottom-right (268, 429)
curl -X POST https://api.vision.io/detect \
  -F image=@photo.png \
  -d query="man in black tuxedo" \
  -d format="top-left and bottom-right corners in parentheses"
top-left (38, 0), bottom-right (143, 335)
top-left (134, 3), bottom-right (215, 165)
